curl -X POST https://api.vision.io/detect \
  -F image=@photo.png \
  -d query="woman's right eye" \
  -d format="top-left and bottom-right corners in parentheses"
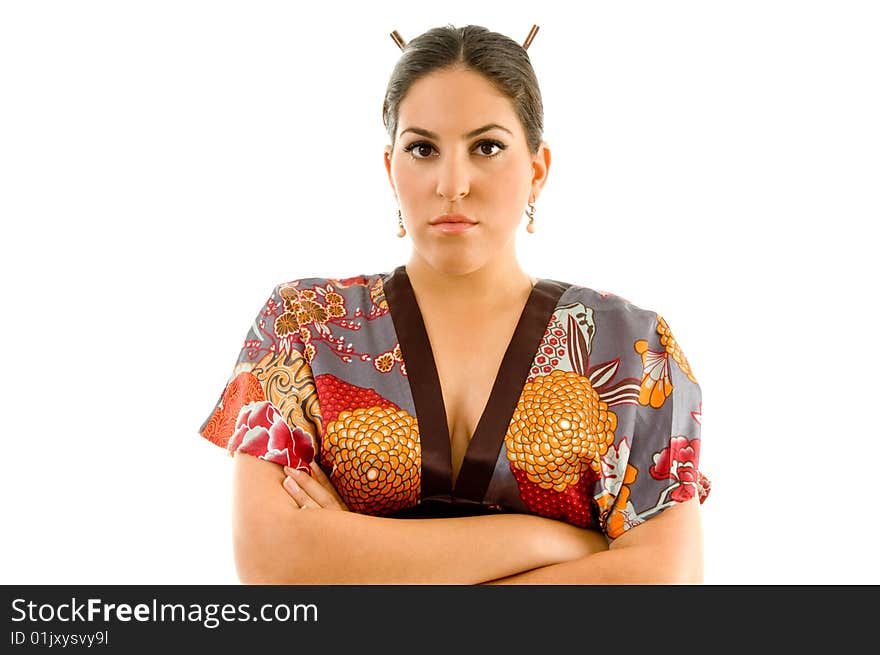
top-left (403, 142), bottom-right (435, 159)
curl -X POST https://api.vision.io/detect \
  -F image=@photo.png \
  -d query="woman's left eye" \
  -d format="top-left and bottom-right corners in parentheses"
top-left (476, 140), bottom-right (505, 157)
top-left (403, 139), bottom-right (506, 160)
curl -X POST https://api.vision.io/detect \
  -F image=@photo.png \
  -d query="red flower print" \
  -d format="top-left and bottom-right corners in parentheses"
top-left (227, 400), bottom-right (314, 472)
top-left (649, 436), bottom-right (703, 503)
top-left (696, 471), bottom-right (711, 502)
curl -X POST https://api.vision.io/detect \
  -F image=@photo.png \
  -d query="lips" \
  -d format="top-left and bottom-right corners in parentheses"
top-left (429, 213), bottom-right (477, 225)
top-left (430, 222), bottom-right (477, 234)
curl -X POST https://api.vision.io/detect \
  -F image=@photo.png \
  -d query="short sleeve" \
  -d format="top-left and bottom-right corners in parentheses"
top-left (196, 282), bottom-right (321, 472)
top-left (596, 312), bottom-right (711, 542)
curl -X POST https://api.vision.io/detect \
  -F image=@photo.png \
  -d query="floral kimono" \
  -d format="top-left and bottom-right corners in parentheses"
top-left (198, 265), bottom-right (710, 542)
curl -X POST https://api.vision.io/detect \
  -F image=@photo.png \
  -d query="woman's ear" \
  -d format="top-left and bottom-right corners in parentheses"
top-left (531, 140), bottom-right (551, 199)
top-left (384, 145), bottom-right (397, 199)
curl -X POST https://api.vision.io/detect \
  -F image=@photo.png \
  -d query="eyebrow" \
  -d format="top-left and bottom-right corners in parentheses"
top-left (399, 123), bottom-right (513, 140)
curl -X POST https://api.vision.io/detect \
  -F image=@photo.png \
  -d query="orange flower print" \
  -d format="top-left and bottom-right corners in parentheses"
top-left (634, 314), bottom-right (697, 408)
top-left (604, 469), bottom-right (638, 539)
top-left (274, 311), bottom-right (300, 337)
top-left (327, 304), bottom-right (346, 318)
top-left (325, 288), bottom-right (346, 318)
top-left (314, 374), bottom-right (420, 515)
top-left (504, 369), bottom-right (617, 528)
top-left (369, 344), bottom-right (402, 374)
top-left (595, 437), bottom-right (641, 539)
top-left (321, 406), bottom-right (421, 515)
top-left (274, 281), bottom-right (376, 366)
top-left (656, 315), bottom-right (697, 384)
top-left (373, 351), bottom-right (396, 373)
top-left (634, 338), bottom-right (673, 409)
top-left (505, 305), bottom-right (643, 528)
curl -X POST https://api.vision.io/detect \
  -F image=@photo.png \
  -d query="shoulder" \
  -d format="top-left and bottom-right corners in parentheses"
top-left (262, 273), bottom-right (390, 321)
top-left (551, 279), bottom-right (662, 339)
top-left (269, 272), bottom-right (387, 298)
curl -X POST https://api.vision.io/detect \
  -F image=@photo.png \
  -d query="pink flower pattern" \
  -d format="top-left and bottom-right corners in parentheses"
top-left (227, 400), bottom-right (314, 472)
top-left (649, 436), bottom-right (708, 503)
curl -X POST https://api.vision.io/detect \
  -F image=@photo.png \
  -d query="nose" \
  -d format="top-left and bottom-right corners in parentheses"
top-left (435, 149), bottom-right (470, 201)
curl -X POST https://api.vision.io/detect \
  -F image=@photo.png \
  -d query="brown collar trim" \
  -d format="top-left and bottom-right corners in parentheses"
top-left (382, 265), bottom-right (570, 504)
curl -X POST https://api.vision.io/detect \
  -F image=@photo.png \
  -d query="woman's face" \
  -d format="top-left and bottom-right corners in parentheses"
top-left (384, 67), bottom-right (550, 276)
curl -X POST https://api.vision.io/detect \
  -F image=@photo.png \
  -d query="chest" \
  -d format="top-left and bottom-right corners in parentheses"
top-left (313, 268), bottom-right (573, 517)
top-left (423, 311), bottom-right (524, 487)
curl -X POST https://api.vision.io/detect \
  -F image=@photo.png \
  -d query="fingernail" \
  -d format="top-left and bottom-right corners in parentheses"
top-left (284, 476), bottom-right (299, 491)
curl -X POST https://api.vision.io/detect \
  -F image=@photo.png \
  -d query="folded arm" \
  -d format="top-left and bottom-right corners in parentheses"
top-left (480, 496), bottom-right (704, 584)
top-left (232, 452), bottom-right (609, 584)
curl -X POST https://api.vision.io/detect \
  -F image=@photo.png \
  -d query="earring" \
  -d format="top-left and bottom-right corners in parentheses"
top-left (525, 202), bottom-right (536, 233)
top-left (397, 208), bottom-right (406, 238)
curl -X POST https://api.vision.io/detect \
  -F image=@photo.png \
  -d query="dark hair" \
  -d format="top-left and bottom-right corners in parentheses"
top-left (382, 24), bottom-right (544, 156)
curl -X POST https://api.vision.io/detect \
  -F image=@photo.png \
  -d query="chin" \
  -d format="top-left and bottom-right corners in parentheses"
top-left (426, 256), bottom-right (486, 277)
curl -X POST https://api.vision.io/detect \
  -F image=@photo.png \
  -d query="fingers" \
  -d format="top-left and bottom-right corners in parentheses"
top-left (281, 473), bottom-right (320, 509)
top-left (308, 460), bottom-right (349, 508)
top-left (282, 466), bottom-right (338, 509)
top-left (308, 458), bottom-right (333, 484)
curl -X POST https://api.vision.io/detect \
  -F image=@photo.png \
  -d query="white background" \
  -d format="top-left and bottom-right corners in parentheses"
top-left (2, 1), bottom-right (877, 584)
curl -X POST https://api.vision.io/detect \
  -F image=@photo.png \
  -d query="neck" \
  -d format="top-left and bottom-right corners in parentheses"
top-left (404, 252), bottom-right (536, 311)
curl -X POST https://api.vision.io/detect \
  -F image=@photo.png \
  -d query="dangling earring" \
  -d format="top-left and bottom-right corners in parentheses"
top-left (525, 201), bottom-right (536, 233)
top-left (397, 208), bottom-right (406, 238)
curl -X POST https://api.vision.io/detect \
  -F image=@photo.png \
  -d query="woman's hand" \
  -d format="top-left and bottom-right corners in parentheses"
top-left (282, 460), bottom-right (349, 511)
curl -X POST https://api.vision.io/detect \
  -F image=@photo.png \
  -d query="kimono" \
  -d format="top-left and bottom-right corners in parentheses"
top-left (197, 265), bottom-right (710, 542)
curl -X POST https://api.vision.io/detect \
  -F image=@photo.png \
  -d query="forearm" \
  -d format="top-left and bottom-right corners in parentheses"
top-left (480, 545), bottom-right (703, 585)
top-left (245, 506), bottom-right (580, 585)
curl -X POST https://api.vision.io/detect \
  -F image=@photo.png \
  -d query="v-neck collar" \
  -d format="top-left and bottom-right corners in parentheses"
top-left (381, 264), bottom-right (568, 507)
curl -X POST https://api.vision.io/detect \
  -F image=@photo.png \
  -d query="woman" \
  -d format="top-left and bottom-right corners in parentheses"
top-left (197, 24), bottom-right (710, 584)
